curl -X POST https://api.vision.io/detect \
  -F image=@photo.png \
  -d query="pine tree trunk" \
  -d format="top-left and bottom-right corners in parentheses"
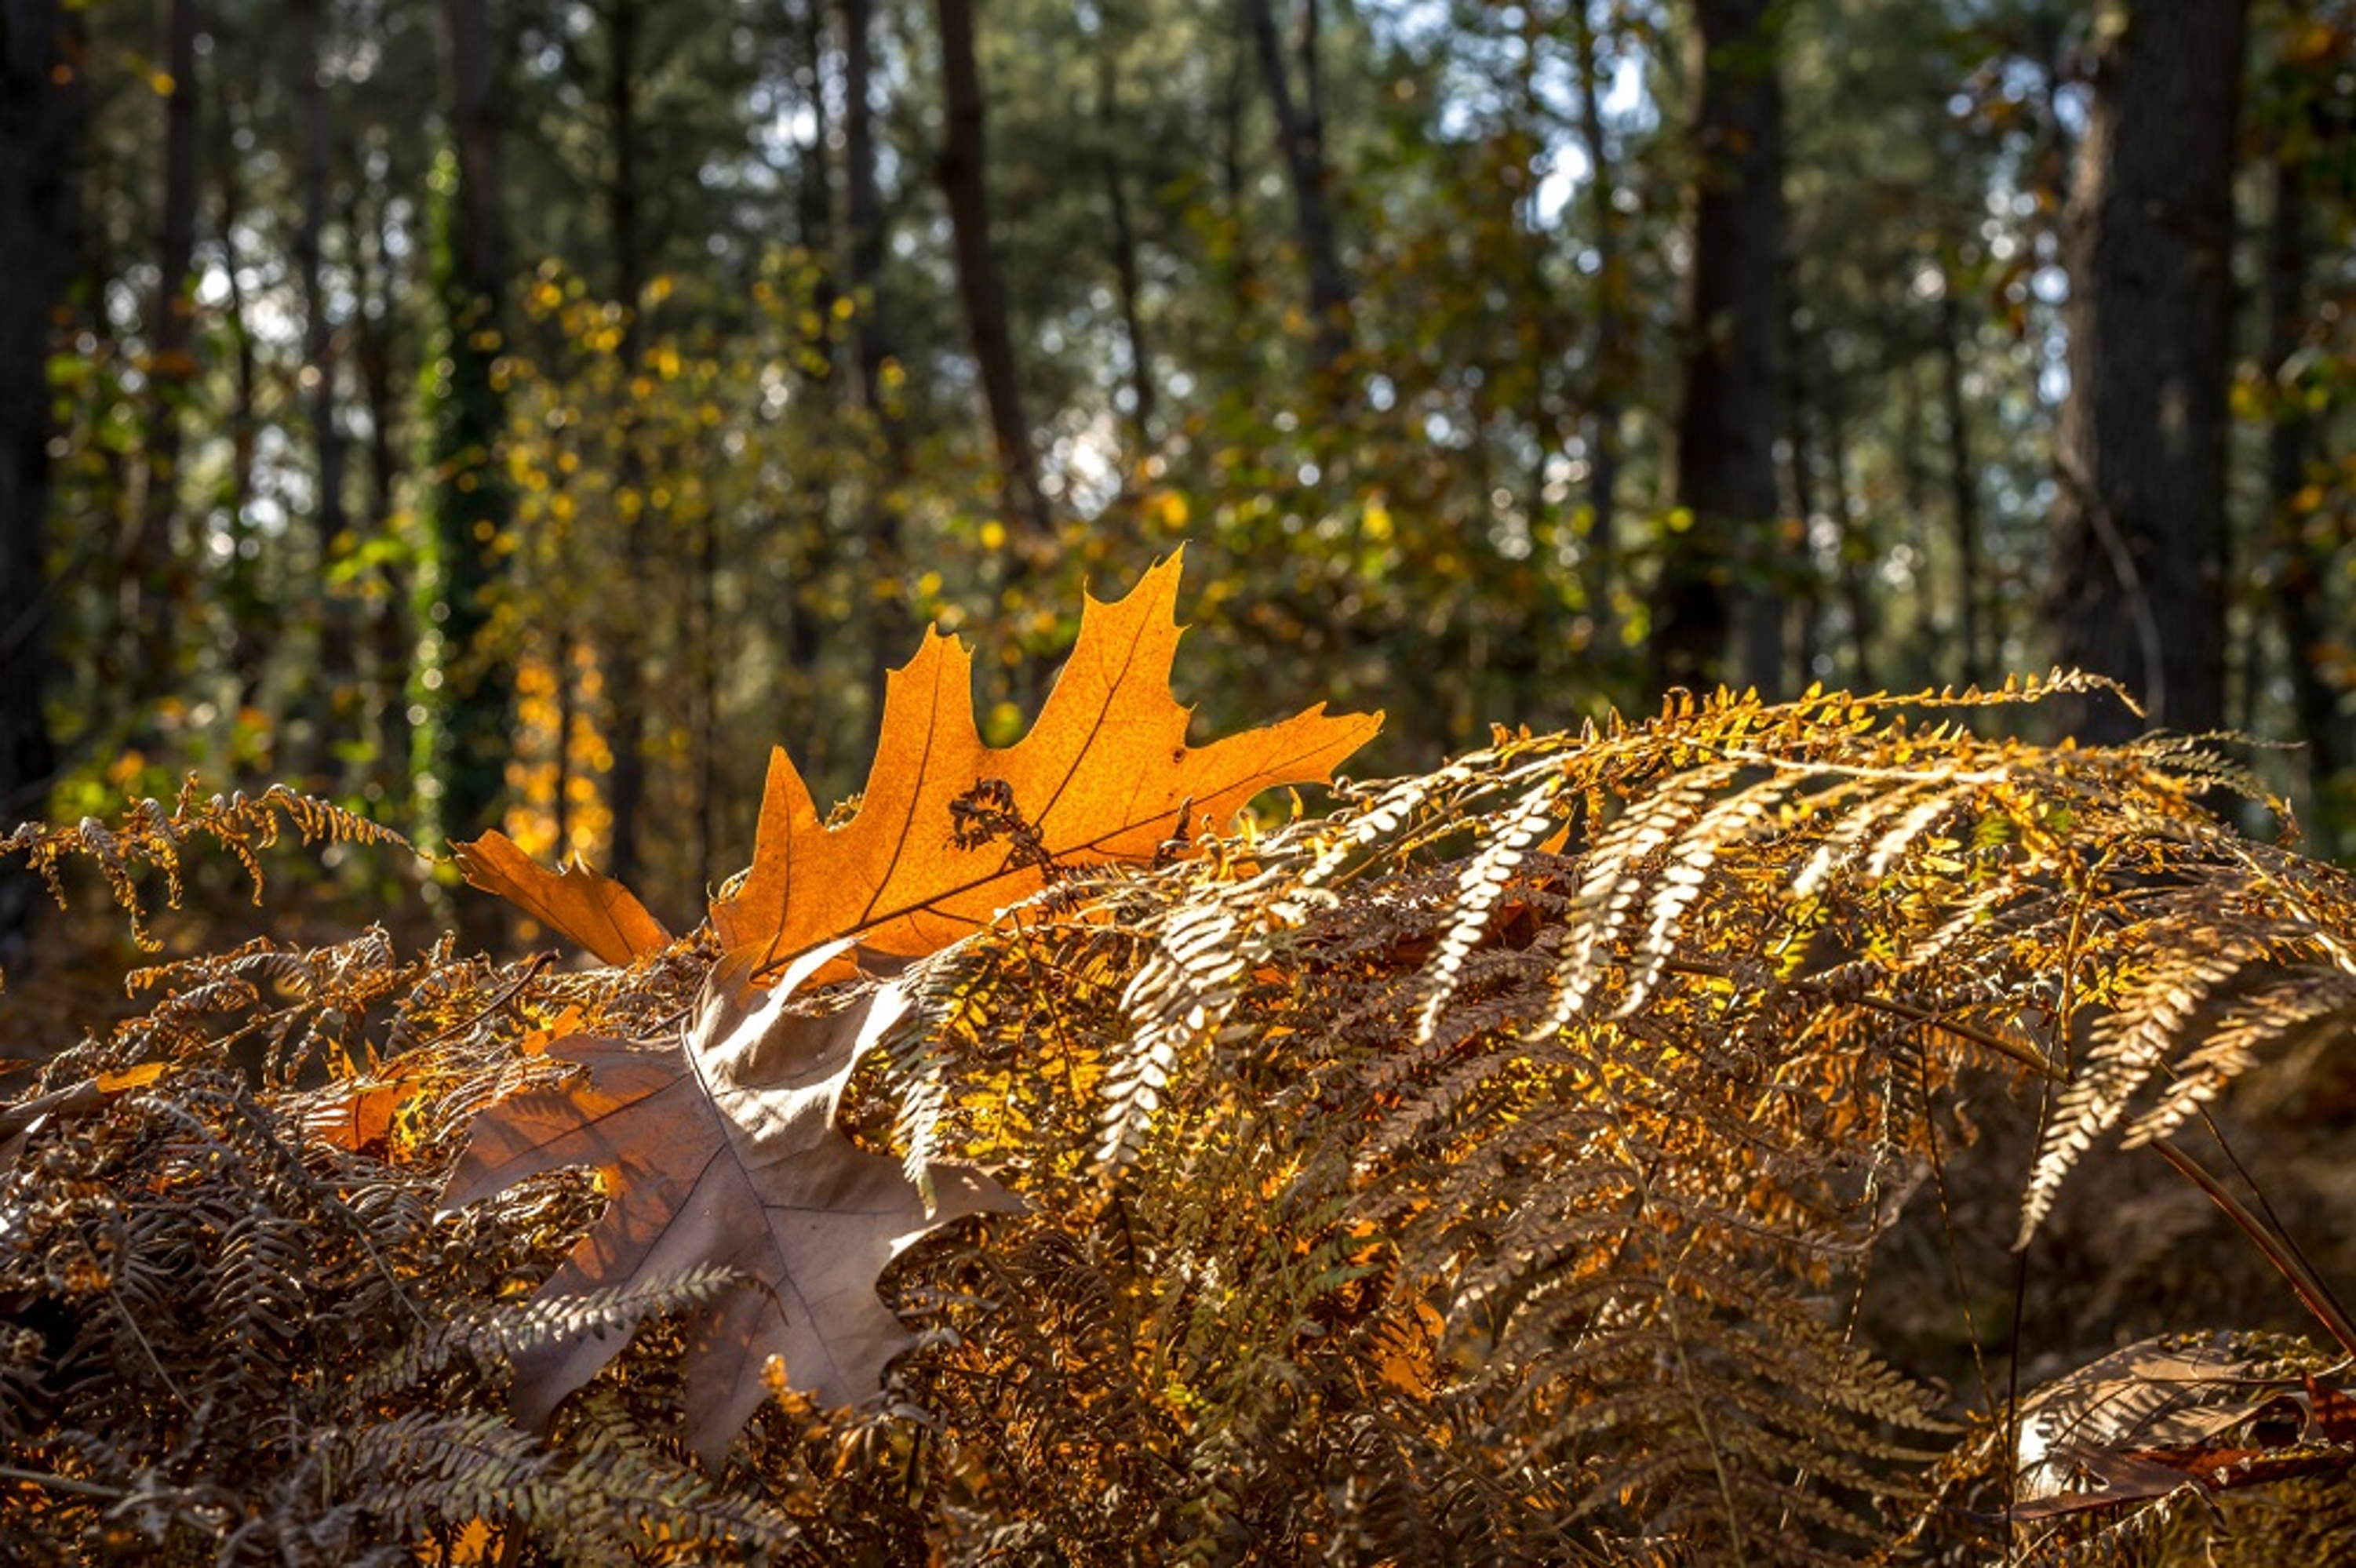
top-left (1242, 0), bottom-right (1351, 379)
top-left (1571, 0), bottom-right (1623, 637)
top-left (350, 183), bottom-right (412, 813)
top-left (0, 0), bottom-right (73, 960)
top-left (1651, 0), bottom-right (1786, 698)
top-left (213, 85), bottom-right (268, 714)
top-left (2048, 0), bottom-right (2247, 743)
top-left (935, 0), bottom-right (1051, 580)
top-left (293, 0), bottom-right (356, 791)
top-left (1093, 5), bottom-right (1154, 453)
top-left (122, 0), bottom-right (202, 705)
top-left (845, 0), bottom-right (912, 722)
top-left (2262, 111), bottom-right (2343, 825)
top-left (424, 0), bottom-right (514, 892)
top-left (1937, 285), bottom-right (1983, 682)
top-left (601, 0), bottom-right (652, 887)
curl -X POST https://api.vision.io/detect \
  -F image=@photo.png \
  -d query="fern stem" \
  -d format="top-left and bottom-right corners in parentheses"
top-left (2194, 1105), bottom-right (2356, 1348)
top-left (2150, 1136), bottom-right (2356, 1360)
top-left (417, 951), bottom-right (553, 1046)
top-left (105, 1282), bottom-right (196, 1418)
top-left (0, 1463), bottom-right (127, 1501)
top-left (1664, 957), bottom-right (2061, 1079)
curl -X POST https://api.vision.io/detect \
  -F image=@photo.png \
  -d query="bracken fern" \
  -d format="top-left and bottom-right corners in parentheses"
top-left (10, 677), bottom-right (2356, 1562)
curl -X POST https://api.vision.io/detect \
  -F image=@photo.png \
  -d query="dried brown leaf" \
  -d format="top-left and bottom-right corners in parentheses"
top-left (439, 941), bottom-right (1014, 1466)
top-left (452, 830), bottom-right (672, 966)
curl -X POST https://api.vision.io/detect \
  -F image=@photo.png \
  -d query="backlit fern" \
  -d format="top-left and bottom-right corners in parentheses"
top-left (9, 675), bottom-right (2356, 1562)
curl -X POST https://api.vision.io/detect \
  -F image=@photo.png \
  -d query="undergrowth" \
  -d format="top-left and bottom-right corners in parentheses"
top-left (7, 676), bottom-right (2356, 1563)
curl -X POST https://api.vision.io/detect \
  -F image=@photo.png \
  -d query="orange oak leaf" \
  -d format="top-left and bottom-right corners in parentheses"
top-left (712, 551), bottom-right (1382, 977)
top-left (452, 830), bottom-right (671, 966)
top-left (304, 1076), bottom-right (415, 1157)
top-left (439, 940), bottom-right (1014, 1468)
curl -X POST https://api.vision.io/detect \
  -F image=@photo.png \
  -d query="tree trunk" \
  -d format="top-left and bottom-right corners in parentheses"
top-left (1242, 0), bottom-right (1351, 379)
top-left (1782, 280), bottom-right (1820, 680)
top-left (1215, 35), bottom-right (1255, 333)
top-left (1823, 400), bottom-right (1874, 691)
top-left (1937, 283), bottom-right (1983, 682)
top-left (2262, 107), bottom-right (2343, 823)
top-left (212, 82), bottom-right (268, 715)
top-left (1650, 0), bottom-right (1786, 698)
top-left (774, 0), bottom-right (835, 788)
top-left (292, 0), bottom-right (356, 791)
top-left (0, 0), bottom-right (74, 959)
top-left (350, 182), bottom-right (411, 813)
top-left (792, 0), bottom-right (836, 349)
top-left (1093, 2), bottom-right (1154, 453)
top-left (934, 0), bottom-right (1051, 575)
top-left (600, 0), bottom-right (653, 887)
top-left (2048, 0), bottom-right (2247, 743)
top-left (845, 0), bottom-right (912, 722)
top-left (1571, 0), bottom-right (1624, 638)
top-left (423, 0), bottom-right (514, 891)
top-left (122, 0), bottom-right (202, 704)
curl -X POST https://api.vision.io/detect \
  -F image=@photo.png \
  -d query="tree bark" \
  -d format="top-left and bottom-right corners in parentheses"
top-left (934, 0), bottom-right (1051, 571)
top-left (1937, 284), bottom-right (1983, 682)
top-left (1782, 275), bottom-right (1820, 680)
top-left (212, 79), bottom-right (267, 715)
top-left (599, 0), bottom-right (653, 886)
top-left (1242, 0), bottom-right (1351, 379)
top-left (1215, 33), bottom-right (1254, 331)
top-left (1823, 398), bottom-right (1874, 692)
top-left (845, 0), bottom-right (911, 722)
top-left (121, 0), bottom-right (202, 704)
top-left (1092, 2), bottom-right (1154, 452)
top-left (292, 0), bottom-right (356, 790)
top-left (0, 0), bottom-right (74, 960)
top-left (424, 0), bottom-right (514, 891)
top-left (349, 182), bottom-right (411, 812)
top-left (2262, 107), bottom-right (2343, 819)
top-left (792, 0), bottom-right (836, 344)
top-left (1650, 0), bottom-right (1786, 698)
top-left (1571, 0), bottom-right (1624, 635)
top-left (2048, 0), bottom-right (2247, 743)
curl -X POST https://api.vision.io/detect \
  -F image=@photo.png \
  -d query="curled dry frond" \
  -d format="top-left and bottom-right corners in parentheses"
top-left (0, 777), bottom-right (417, 959)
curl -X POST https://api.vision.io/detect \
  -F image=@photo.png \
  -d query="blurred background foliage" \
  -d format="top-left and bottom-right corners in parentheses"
top-left (1, 0), bottom-right (2350, 957)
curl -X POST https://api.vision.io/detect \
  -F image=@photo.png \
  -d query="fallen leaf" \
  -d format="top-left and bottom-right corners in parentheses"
top-left (305, 1077), bottom-right (413, 1155)
top-left (439, 939), bottom-right (1014, 1467)
top-left (0, 1064), bottom-right (171, 1166)
top-left (712, 551), bottom-right (1382, 977)
top-left (2008, 1332), bottom-right (2340, 1521)
top-left (453, 831), bottom-right (671, 966)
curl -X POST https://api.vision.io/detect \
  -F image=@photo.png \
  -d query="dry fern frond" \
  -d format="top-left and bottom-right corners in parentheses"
top-left (16, 681), bottom-right (2356, 1562)
top-left (880, 678), bottom-right (2356, 1561)
top-left (0, 777), bottom-right (417, 958)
